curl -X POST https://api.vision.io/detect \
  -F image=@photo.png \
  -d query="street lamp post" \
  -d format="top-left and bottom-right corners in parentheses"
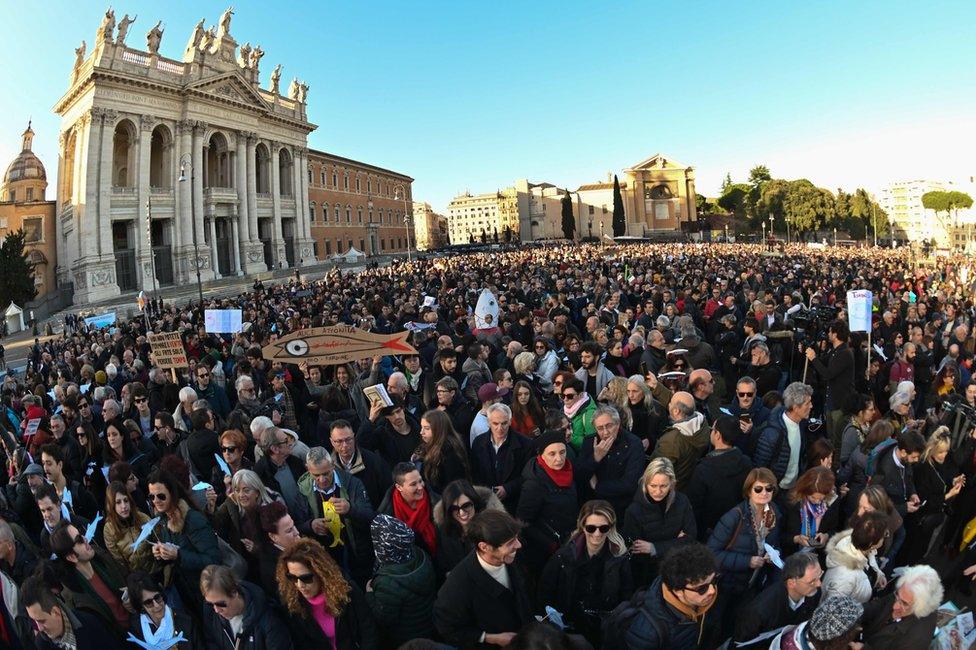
top-left (178, 154), bottom-right (204, 316)
top-left (833, 227), bottom-right (837, 246)
top-left (762, 221), bottom-right (766, 246)
top-left (366, 191), bottom-right (374, 256)
top-left (146, 196), bottom-right (160, 314)
top-left (889, 216), bottom-right (896, 249)
top-left (394, 185), bottom-right (411, 262)
top-left (599, 221), bottom-right (604, 245)
top-left (724, 224), bottom-right (729, 243)
top-left (587, 219), bottom-right (593, 240)
top-left (872, 203), bottom-right (878, 247)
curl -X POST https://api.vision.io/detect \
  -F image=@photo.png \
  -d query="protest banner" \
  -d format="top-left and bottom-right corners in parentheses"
top-left (204, 309), bottom-right (243, 334)
top-left (846, 290), bottom-right (873, 332)
top-left (84, 312), bottom-right (117, 329)
top-left (148, 331), bottom-right (188, 378)
top-left (262, 325), bottom-right (417, 366)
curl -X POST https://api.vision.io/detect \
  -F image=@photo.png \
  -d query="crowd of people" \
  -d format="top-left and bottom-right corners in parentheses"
top-left (2, 241), bottom-right (976, 649)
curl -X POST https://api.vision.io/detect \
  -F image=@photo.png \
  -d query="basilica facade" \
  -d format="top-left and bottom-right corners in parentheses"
top-left (54, 8), bottom-right (317, 304)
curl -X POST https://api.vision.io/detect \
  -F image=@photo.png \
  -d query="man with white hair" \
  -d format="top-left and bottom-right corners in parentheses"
top-left (470, 402), bottom-right (530, 511)
top-left (250, 415), bottom-right (309, 462)
top-left (100, 398), bottom-right (122, 428)
top-left (386, 371), bottom-right (421, 416)
top-left (173, 386), bottom-right (197, 432)
top-left (860, 565), bottom-right (942, 647)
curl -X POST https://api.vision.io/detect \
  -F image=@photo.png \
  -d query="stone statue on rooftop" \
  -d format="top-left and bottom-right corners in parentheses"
top-left (116, 14), bottom-right (136, 46)
top-left (100, 7), bottom-right (116, 42)
top-left (270, 64), bottom-right (282, 95)
top-left (146, 20), bottom-right (163, 55)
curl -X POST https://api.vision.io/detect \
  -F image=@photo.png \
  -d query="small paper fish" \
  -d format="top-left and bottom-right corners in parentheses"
top-left (126, 632), bottom-right (186, 650)
top-left (544, 606), bottom-right (566, 630)
top-left (321, 499), bottom-right (344, 548)
top-left (131, 516), bottom-right (162, 551)
top-left (191, 481), bottom-right (212, 491)
top-left (214, 453), bottom-right (232, 476)
top-left (84, 512), bottom-right (102, 543)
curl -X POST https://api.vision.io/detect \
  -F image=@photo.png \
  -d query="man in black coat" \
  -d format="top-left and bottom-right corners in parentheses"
top-left (357, 400), bottom-right (422, 467)
top-left (686, 416), bottom-right (754, 541)
top-left (873, 429), bottom-right (924, 517)
top-left (328, 419), bottom-right (391, 509)
top-left (184, 407), bottom-right (220, 478)
top-left (733, 552), bottom-right (821, 648)
top-left (805, 319), bottom-right (855, 414)
top-left (434, 510), bottom-right (533, 648)
top-left (470, 403), bottom-right (530, 512)
top-left (575, 405), bottom-right (646, 519)
top-left (20, 575), bottom-right (126, 650)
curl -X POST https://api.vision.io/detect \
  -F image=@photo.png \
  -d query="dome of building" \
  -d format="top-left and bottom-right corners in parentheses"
top-left (3, 122), bottom-right (46, 186)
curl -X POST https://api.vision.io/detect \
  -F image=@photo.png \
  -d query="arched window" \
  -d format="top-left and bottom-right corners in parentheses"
top-left (205, 132), bottom-right (231, 188)
top-left (149, 125), bottom-right (173, 188)
top-left (255, 143), bottom-right (271, 193)
top-left (357, 207), bottom-right (363, 224)
top-left (334, 205), bottom-right (340, 222)
top-left (278, 149), bottom-right (293, 197)
top-left (112, 119), bottom-right (137, 187)
top-left (345, 206), bottom-right (351, 223)
top-left (309, 201), bottom-right (316, 223)
top-left (647, 184), bottom-right (672, 200)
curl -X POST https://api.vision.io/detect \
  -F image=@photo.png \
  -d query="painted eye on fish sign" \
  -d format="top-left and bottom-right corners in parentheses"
top-left (285, 339), bottom-right (309, 357)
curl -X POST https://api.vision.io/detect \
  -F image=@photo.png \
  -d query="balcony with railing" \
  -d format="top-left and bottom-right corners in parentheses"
top-left (203, 186), bottom-right (239, 204)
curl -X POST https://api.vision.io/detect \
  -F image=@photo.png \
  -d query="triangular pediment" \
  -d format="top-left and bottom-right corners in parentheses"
top-left (627, 153), bottom-right (689, 172)
top-left (187, 72), bottom-right (269, 111)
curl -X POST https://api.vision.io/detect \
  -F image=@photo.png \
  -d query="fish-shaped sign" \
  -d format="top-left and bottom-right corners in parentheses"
top-left (126, 632), bottom-right (186, 650)
top-left (474, 289), bottom-right (499, 330)
top-left (214, 453), bottom-right (232, 476)
top-left (262, 326), bottom-right (417, 366)
top-left (131, 516), bottom-right (162, 551)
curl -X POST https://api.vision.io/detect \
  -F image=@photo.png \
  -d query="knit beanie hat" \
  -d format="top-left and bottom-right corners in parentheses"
top-left (808, 595), bottom-right (863, 641)
top-left (371, 514), bottom-right (414, 566)
top-left (534, 429), bottom-right (567, 456)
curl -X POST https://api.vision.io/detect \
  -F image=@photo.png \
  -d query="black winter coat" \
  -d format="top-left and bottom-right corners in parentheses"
top-left (516, 458), bottom-right (579, 570)
top-left (470, 431), bottom-right (531, 511)
top-left (287, 581), bottom-right (378, 650)
top-left (686, 447), bottom-right (754, 541)
top-left (575, 431), bottom-right (646, 520)
top-left (733, 581), bottom-right (818, 648)
top-left (623, 488), bottom-right (697, 584)
top-left (33, 609), bottom-right (125, 650)
top-left (433, 550), bottom-right (534, 649)
top-left (201, 581), bottom-right (292, 650)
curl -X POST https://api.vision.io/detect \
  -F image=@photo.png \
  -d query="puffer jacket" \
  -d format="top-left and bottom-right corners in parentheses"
top-left (623, 485), bottom-right (697, 584)
top-left (566, 394), bottom-right (597, 451)
top-left (821, 528), bottom-right (880, 604)
top-left (366, 547), bottom-right (438, 645)
top-left (624, 576), bottom-right (719, 649)
top-left (706, 500), bottom-right (782, 595)
top-left (516, 457), bottom-right (579, 571)
top-left (651, 412), bottom-right (710, 490)
top-left (537, 536), bottom-right (633, 626)
top-left (753, 406), bottom-right (809, 484)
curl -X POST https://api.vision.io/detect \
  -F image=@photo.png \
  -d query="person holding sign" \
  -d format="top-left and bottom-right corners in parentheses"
top-left (804, 319), bottom-right (855, 414)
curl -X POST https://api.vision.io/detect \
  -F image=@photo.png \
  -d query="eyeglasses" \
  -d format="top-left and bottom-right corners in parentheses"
top-left (197, 372), bottom-right (209, 378)
top-left (682, 574), bottom-right (721, 595)
top-left (449, 501), bottom-right (475, 514)
top-left (220, 446), bottom-right (239, 453)
top-left (752, 485), bottom-right (775, 494)
top-left (272, 438), bottom-right (294, 448)
top-left (134, 397), bottom-right (148, 403)
top-left (142, 593), bottom-right (165, 608)
top-left (583, 524), bottom-right (611, 534)
top-left (562, 393), bottom-right (578, 401)
top-left (286, 572), bottom-right (316, 585)
top-left (78, 403), bottom-right (90, 409)
top-left (331, 437), bottom-right (354, 446)
top-left (737, 391), bottom-right (755, 398)
top-left (150, 492), bottom-right (169, 502)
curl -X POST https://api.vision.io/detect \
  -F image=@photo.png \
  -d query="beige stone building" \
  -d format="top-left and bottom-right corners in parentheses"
top-left (0, 124), bottom-right (58, 299)
top-left (412, 202), bottom-right (448, 250)
top-left (880, 179), bottom-right (976, 249)
top-left (448, 153), bottom-right (697, 243)
top-left (53, 8), bottom-right (316, 304)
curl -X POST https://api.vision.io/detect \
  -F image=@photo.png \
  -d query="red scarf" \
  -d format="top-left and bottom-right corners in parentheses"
top-left (392, 489), bottom-right (437, 556)
top-left (537, 456), bottom-right (574, 488)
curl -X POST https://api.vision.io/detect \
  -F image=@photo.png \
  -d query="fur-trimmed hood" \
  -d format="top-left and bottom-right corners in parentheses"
top-left (825, 529), bottom-right (870, 571)
top-left (433, 484), bottom-right (504, 527)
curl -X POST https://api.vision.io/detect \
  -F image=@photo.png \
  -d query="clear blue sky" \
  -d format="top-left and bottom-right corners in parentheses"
top-left (2, 0), bottom-right (974, 212)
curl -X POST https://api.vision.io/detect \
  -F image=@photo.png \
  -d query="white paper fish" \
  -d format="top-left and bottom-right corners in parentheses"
top-left (126, 632), bottom-right (186, 650)
top-left (474, 289), bottom-right (499, 330)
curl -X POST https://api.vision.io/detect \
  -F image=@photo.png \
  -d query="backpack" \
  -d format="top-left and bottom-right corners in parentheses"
top-left (602, 587), bottom-right (669, 648)
top-left (865, 438), bottom-right (898, 479)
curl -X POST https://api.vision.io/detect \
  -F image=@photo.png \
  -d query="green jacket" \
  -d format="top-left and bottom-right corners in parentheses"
top-left (365, 548), bottom-right (437, 645)
top-left (297, 468), bottom-right (375, 553)
top-left (567, 396), bottom-right (597, 451)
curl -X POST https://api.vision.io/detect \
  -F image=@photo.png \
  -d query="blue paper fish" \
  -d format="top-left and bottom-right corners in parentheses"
top-left (84, 512), bottom-right (102, 543)
top-left (214, 453), bottom-right (232, 476)
top-left (130, 516), bottom-right (161, 551)
top-left (544, 606), bottom-right (566, 630)
top-left (126, 631), bottom-right (186, 650)
top-left (191, 481), bottom-right (212, 491)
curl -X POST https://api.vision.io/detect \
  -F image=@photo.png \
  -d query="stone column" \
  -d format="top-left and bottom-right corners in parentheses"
top-left (297, 147), bottom-right (315, 266)
top-left (244, 133), bottom-right (265, 272)
top-left (209, 217), bottom-right (220, 279)
top-left (97, 110), bottom-right (116, 259)
top-left (234, 132), bottom-right (252, 275)
top-left (191, 122), bottom-right (214, 281)
top-left (136, 115), bottom-right (154, 290)
top-left (175, 120), bottom-right (193, 283)
top-left (270, 143), bottom-right (287, 268)
top-left (231, 217), bottom-right (242, 275)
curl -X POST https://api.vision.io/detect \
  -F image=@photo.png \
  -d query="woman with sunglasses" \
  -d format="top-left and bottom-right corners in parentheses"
top-left (533, 338), bottom-right (560, 392)
top-left (561, 377), bottom-right (595, 452)
top-left (432, 479), bottom-right (504, 574)
top-left (538, 500), bottom-right (633, 646)
top-left (148, 469), bottom-right (221, 613)
top-left (783, 467), bottom-right (842, 555)
top-left (837, 393), bottom-right (875, 468)
top-left (413, 409), bottom-right (470, 495)
top-left (901, 427), bottom-right (965, 564)
top-left (102, 479), bottom-right (153, 572)
top-left (626, 375), bottom-right (665, 451)
top-left (707, 468), bottom-right (782, 605)
top-left (210, 429), bottom-right (253, 507)
top-left (510, 380), bottom-right (545, 439)
top-left (200, 564), bottom-right (291, 650)
top-left (126, 571), bottom-right (200, 650)
top-left (624, 457), bottom-right (696, 585)
top-left (276, 538), bottom-right (377, 650)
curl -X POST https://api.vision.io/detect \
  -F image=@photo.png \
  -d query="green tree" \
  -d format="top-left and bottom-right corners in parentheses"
top-left (756, 179), bottom-right (790, 232)
top-left (720, 172), bottom-right (733, 195)
top-left (783, 180), bottom-right (833, 238)
top-left (923, 190), bottom-right (974, 226)
top-left (560, 192), bottom-right (576, 240)
top-left (695, 193), bottom-right (709, 216)
top-left (0, 229), bottom-right (38, 308)
top-left (718, 184), bottom-right (750, 226)
top-left (746, 165), bottom-right (772, 227)
top-left (611, 174), bottom-right (626, 236)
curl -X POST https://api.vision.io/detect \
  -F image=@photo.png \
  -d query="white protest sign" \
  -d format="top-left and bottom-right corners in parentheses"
top-left (846, 290), bottom-right (873, 333)
top-left (205, 309), bottom-right (243, 334)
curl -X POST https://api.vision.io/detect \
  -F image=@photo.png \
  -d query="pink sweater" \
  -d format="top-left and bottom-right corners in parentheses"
top-left (307, 592), bottom-right (336, 645)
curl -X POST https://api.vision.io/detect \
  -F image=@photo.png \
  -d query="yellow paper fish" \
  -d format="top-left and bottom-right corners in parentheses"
top-left (321, 499), bottom-right (344, 548)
